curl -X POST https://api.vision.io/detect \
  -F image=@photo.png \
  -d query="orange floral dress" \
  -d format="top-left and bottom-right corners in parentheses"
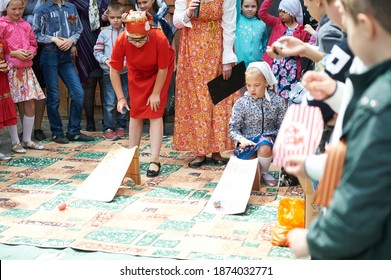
top-left (173, 0), bottom-right (240, 155)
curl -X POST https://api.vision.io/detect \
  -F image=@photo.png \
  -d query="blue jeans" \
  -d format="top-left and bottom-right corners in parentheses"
top-left (40, 44), bottom-right (84, 136)
top-left (102, 73), bottom-right (129, 131)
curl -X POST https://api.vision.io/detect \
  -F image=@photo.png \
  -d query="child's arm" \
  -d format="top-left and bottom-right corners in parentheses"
top-left (93, 31), bottom-right (109, 65)
top-left (27, 24), bottom-right (38, 56)
top-left (228, 100), bottom-right (254, 146)
top-left (258, 0), bottom-right (280, 27)
top-left (259, 21), bottom-right (268, 57)
top-left (68, 11), bottom-right (83, 46)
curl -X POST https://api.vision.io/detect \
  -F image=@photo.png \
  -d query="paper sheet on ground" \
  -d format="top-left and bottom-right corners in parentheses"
top-left (72, 144), bottom-right (137, 202)
top-left (204, 156), bottom-right (258, 214)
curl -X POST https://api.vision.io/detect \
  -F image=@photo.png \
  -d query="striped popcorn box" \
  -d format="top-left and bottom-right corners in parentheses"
top-left (273, 104), bottom-right (324, 167)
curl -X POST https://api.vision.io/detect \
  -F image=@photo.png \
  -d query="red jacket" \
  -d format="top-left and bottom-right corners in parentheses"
top-left (258, 0), bottom-right (310, 78)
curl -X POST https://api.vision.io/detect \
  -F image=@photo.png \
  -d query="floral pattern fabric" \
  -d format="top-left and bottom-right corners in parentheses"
top-left (8, 67), bottom-right (45, 103)
top-left (271, 27), bottom-right (299, 100)
top-left (173, 0), bottom-right (240, 155)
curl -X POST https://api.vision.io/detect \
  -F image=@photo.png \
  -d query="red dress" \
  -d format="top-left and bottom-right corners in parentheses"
top-left (110, 29), bottom-right (175, 118)
top-left (0, 40), bottom-right (17, 129)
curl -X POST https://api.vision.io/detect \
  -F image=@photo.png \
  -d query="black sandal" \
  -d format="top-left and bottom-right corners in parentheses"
top-left (188, 156), bottom-right (207, 168)
top-left (147, 161), bottom-right (161, 178)
top-left (211, 157), bottom-right (229, 165)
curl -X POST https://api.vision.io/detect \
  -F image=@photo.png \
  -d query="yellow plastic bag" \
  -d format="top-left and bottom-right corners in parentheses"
top-left (271, 198), bottom-right (305, 246)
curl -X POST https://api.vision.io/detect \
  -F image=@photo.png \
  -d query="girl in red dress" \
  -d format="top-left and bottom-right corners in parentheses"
top-left (110, 10), bottom-right (175, 177)
top-left (0, 39), bottom-right (18, 160)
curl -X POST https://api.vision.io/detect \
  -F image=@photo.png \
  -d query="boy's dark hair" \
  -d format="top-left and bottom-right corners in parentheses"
top-left (107, 2), bottom-right (126, 13)
top-left (342, 0), bottom-right (391, 34)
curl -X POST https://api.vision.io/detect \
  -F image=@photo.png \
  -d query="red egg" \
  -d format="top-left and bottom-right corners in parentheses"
top-left (58, 202), bottom-right (67, 211)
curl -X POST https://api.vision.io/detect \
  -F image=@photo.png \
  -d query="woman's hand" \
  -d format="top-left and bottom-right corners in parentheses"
top-left (147, 93), bottom-right (161, 112)
top-left (187, 0), bottom-right (201, 18)
top-left (222, 63), bottom-right (234, 80)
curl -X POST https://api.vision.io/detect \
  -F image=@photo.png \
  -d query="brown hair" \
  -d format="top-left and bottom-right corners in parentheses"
top-left (341, 0), bottom-right (391, 33)
top-left (107, 2), bottom-right (125, 14)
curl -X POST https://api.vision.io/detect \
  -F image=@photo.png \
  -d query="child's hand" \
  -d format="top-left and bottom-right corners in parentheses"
top-left (239, 138), bottom-right (256, 148)
top-left (301, 71), bottom-right (337, 100)
top-left (287, 228), bottom-right (310, 258)
top-left (117, 97), bottom-right (130, 114)
top-left (147, 93), bottom-right (161, 112)
top-left (0, 60), bottom-right (10, 73)
top-left (11, 49), bottom-right (32, 60)
top-left (266, 37), bottom-right (305, 59)
top-left (283, 155), bottom-right (307, 178)
top-left (305, 24), bottom-right (316, 35)
top-left (54, 37), bottom-right (74, 51)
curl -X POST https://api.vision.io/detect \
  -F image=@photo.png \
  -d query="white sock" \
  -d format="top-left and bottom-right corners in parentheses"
top-left (258, 156), bottom-right (273, 174)
top-left (22, 115), bottom-right (35, 143)
top-left (7, 125), bottom-right (19, 145)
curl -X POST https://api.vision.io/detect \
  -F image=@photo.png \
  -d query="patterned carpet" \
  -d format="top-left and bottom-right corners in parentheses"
top-left (0, 133), bottom-right (304, 260)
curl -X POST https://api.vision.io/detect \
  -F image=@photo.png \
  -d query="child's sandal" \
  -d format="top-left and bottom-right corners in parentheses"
top-left (22, 141), bottom-right (44, 150)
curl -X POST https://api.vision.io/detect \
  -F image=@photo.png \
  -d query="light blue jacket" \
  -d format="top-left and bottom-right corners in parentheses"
top-left (93, 25), bottom-right (127, 74)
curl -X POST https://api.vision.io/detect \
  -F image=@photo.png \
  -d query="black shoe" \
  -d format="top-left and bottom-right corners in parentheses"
top-left (34, 129), bottom-right (47, 141)
top-left (66, 132), bottom-right (94, 142)
top-left (211, 156), bottom-right (229, 165)
top-left (146, 162), bottom-right (161, 177)
top-left (188, 156), bottom-right (207, 168)
top-left (52, 134), bottom-right (70, 144)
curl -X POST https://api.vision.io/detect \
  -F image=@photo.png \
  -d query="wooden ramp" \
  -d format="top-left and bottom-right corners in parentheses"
top-left (204, 156), bottom-right (258, 215)
top-left (72, 144), bottom-right (140, 202)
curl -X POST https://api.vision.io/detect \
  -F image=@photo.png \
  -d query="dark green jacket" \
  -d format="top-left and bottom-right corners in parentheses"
top-left (307, 59), bottom-right (391, 259)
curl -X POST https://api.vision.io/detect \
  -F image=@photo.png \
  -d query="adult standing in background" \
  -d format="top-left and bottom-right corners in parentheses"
top-left (173, 0), bottom-right (239, 167)
top-left (22, 0), bottom-right (46, 141)
top-left (69, 0), bottom-right (111, 132)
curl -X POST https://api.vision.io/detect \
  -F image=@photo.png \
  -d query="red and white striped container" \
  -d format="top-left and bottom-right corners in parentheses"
top-left (273, 105), bottom-right (324, 167)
